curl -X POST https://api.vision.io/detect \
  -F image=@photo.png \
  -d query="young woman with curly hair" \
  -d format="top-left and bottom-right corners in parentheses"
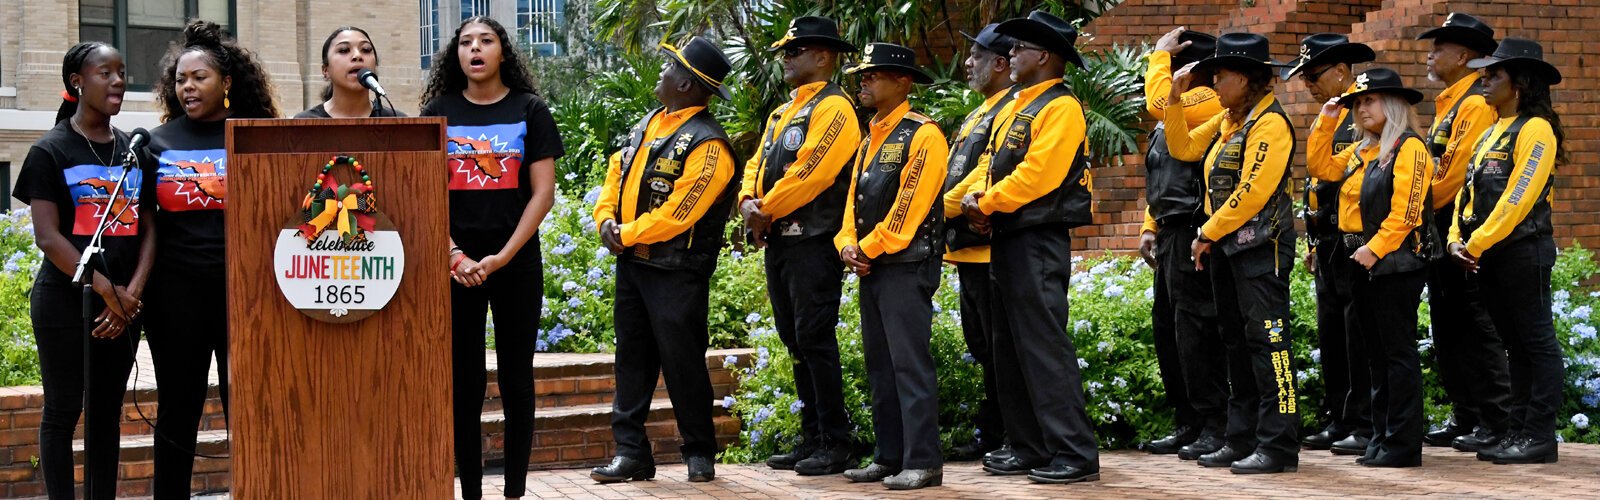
top-left (419, 15), bottom-right (563, 499)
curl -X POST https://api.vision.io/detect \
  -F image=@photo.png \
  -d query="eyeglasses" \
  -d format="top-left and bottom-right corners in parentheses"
top-left (1299, 64), bottom-right (1336, 84)
top-left (781, 46), bottom-right (811, 59)
top-left (1012, 43), bottom-right (1047, 54)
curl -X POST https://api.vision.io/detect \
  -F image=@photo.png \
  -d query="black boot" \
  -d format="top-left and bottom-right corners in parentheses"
top-left (1451, 427), bottom-right (1504, 452)
top-left (1492, 435), bottom-right (1558, 465)
top-left (1301, 424), bottom-right (1347, 450)
top-left (590, 455), bottom-right (656, 483)
top-left (1476, 434), bottom-right (1517, 461)
top-left (766, 442), bottom-right (818, 470)
top-left (793, 446), bottom-right (852, 476)
top-left (1329, 434), bottom-right (1370, 456)
top-left (1424, 419), bottom-right (1472, 447)
top-left (1144, 426), bottom-right (1200, 455)
top-left (983, 444), bottom-right (1013, 463)
top-left (1178, 435), bottom-right (1225, 460)
top-left (686, 455), bottom-right (715, 482)
top-left (1229, 452), bottom-right (1297, 474)
top-left (1026, 464), bottom-right (1101, 484)
top-left (1197, 445), bottom-right (1252, 468)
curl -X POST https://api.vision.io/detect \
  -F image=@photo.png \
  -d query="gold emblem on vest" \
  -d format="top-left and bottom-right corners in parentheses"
top-left (654, 158), bottom-right (683, 176)
top-left (879, 143), bottom-right (905, 168)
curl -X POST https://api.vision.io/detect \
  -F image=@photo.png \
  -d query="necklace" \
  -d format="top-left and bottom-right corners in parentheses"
top-left (69, 117), bottom-right (120, 167)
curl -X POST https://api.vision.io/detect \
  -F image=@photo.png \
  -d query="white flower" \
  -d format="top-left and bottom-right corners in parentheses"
top-left (1310, 348), bottom-right (1321, 363)
top-left (1574, 413), bottom-right (1591, 429)
top-left (1077, 358), bottom-right (1089, 369)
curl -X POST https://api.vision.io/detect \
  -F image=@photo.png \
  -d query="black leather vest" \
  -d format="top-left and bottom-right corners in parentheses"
top-left (755, 83), bottom-right (855, 244)
top-left (852, 113), bottom-right (944, 264)
top-left (986, 83), bottom-right (1093, 233)
top-left (943, 91), bottom-right (1013, 250)
top-left (1358, 133), bottom-right (1436, 276)
top-left (1459, 116), bottom-right (1554, 248)
top-left (615, 107), bottom-right (739, 274)
top-left (1303, 111), bottom-right (1358, 245)
top-left (1207, 100), bottom-right (1297, 255)
top-left (1429, 79), bottom-right (1486, 160)
top-left (1145, 122), bottom-right (1205, 225)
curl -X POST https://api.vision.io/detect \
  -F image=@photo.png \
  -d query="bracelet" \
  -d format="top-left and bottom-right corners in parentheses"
top-left (451, 253), bottom-right (467, 272)
top-left (449, 247), bottom-right (464, 257)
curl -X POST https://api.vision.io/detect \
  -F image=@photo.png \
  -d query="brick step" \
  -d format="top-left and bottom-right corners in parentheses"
top-left (62, 397), bottom-right (741, 497)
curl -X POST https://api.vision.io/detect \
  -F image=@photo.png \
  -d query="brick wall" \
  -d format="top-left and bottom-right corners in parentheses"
top-left (1076, 0), bottom-right (1599, 253)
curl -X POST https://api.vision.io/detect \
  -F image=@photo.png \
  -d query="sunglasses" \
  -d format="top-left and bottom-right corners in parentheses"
top-left (1299, 64), bottom-right (1336, 84)
top-left (782, 46), bottom-right (812, 59)
top-left (1013, 43), bottom-right (1047, 54)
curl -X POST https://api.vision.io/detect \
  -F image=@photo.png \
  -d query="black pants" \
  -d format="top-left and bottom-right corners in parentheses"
top-left (989, 223), bottom-right (1098, 469)
top-left (1427, 211), bottom-right (1512, 432)
top-left (31, 280), bottom-right (139, 500)
top-left (1153, 221), bottom-right (1228, 437)
top-left (764, 236), bottom-right (850, 448)
top-left (1313, 239), bottom-right (1373, 437)
top-left (146, 270), bottom-right (229, 500)
top-left (452, 266), bottom-right (541, 500)
top-left (954, 262), bottom-right (1004, 448)
top-left (1476, 237), bottom-right (1563, 440)
top-left (1209, 240), bottom-right (1299, 461)
top-left (610, 259), bottom-right (717, 460)
top-left (1352, 267), bottom-right (1426, 461)
top-left (860, 259), bottom-right (942, 469)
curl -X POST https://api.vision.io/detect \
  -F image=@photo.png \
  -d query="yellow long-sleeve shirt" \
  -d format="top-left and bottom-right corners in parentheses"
top-left (1451, 116), bottom-right (1558, 257)
top-left (942, 89), bottom-right (1010, 264)
top-left (1163, 93), bottom-right (1294, 242)
top-left (1306, 114), bottom-right (1369, 235)
top-left (593, 106), bottom-right (736, 246)
top-left (977, 78), bottom-right (1088, 215)
top-left (836, 100), bottom-right (950, 259)
top-left (1140, 50), bottom-right (1226, 234)
top-left (739, 81), bottom-right (862, 219)
top-left (1430, 73), bottom-right (1497, 210)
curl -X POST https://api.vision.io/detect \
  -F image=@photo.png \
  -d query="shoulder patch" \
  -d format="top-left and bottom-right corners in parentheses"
top-left (904, 112), bottom-right (931, 125)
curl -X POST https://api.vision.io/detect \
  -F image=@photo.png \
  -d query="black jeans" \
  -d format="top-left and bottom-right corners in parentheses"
top-left (1209, 239), bottom-right (1299, 462)
top-left (146, 269), bottom-right (229, 500)
top-left (764, 236), bottom-right (851, 449)
top-left (451, 266), bottom-right (541, 500)
top-left (32, 280), bottom-right (139, 500)
top-left (1475, 237), bottom-right (1563, 441)
top-left (610, 259), bottom-right (718, 461)
top-left (859, 259), bottom-right (942, 469)
top-left (1311, 239), bottom-right (1372, 437)
top-left (955, 262), bottom-right (1004, 448)
top-left (1352, 267), bottom-right (1426, 462)
top-left (989, 223), bottom-right (1098, 469)
top-left (1427, 209), bottom-right (1512, 432)
top-left (1154, 221), bottom-right (1228, 437)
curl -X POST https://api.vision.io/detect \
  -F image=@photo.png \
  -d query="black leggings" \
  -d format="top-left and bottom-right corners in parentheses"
top-left (145, 271), bottom-right (229, 499)
top-left (31, 280), bottom-right (139, 500)
top-left (452, 267), bottom-right (541, 500)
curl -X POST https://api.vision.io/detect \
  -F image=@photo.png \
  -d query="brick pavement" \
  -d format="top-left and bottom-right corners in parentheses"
top-left (460, 445), bottom-right (1600, 499)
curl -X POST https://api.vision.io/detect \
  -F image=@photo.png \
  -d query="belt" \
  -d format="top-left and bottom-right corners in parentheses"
top-left (1340, 233), bottom-right (1366, 249)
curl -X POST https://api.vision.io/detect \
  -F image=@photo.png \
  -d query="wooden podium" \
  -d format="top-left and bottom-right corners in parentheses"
top-left (225, 118), bottom-right (453, 498)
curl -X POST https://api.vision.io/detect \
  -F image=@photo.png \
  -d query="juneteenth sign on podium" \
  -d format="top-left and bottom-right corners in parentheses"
top-left (225, 118), bottom-right (453, 498)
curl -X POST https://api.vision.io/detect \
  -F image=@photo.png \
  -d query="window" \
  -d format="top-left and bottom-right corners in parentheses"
top-left (78, 0), bottom-right (235, 91)
top-left (460, 0), bottom-right (490, 19)
top-left (420, 0), bottom-right (439, 68)
top-left (518, 0), bottom-right (564, 57)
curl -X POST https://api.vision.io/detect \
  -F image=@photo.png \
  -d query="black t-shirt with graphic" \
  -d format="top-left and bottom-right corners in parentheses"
top-left (293, 103), bottom-right (409, 119)
top-left (11, 120), bottom-right (143, 287)
top-left (143, 115), bottom-right (228, 275)
top-left (420, 91), bottom-right (563, 270)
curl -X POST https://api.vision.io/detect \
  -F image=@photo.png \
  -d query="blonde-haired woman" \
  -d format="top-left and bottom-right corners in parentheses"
top-left (1306, 67), bottom-right (1435, 468)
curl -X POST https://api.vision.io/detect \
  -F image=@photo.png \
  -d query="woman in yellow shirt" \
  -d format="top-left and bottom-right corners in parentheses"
top-left (1306, 67), bottom-right (1435, 467)
top-left (1449, 38), bottom-right (1566, 465)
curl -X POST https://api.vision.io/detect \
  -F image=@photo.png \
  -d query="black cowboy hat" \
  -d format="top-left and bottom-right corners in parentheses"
top-left (1192, 32), bottom-right (1284, 76)
top-left (1334, 67), bottom-right (1424, 107)
top-left (961, 23), bottom-right (1017, 56)
top-left (660, 36), bottom-right (735, 100)
top-left (1172, 30), bottom-right (1218, 68)
top-left (769, 16), bottom-right (859, 54)
top-left (1467, 37), bottom-right (1563, 85)
top-left (1416, 12), bottom-right (1498, 56)
top-left (995, 10), bottom-right (1085, 69)
top-left (845, 43), bottom-right (934, 84)
top-left (1281, 33), bottom-right (1376, 81)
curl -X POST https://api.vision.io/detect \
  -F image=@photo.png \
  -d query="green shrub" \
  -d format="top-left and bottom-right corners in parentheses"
top-left (1, 209), bottom-right (42, 386)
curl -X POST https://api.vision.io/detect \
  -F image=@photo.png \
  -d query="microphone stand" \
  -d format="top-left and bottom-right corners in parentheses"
top-left (70, 146), bottom-right (137, 500)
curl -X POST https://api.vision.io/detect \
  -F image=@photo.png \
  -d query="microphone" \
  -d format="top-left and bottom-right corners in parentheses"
top-left (124, 128), bottom-right (150, 169)
top-left (356, 69), bottom-right (388, 97)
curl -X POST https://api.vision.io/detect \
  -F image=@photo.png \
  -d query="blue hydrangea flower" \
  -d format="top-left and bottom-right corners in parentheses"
top-left (961, 352), bottom-right (976, 364)
top-left (721, 395), bottom-right (735, 408)
top-left (746, 312), bottom-right (763, 324)
top-left (723, 355), bottom-right (738, 368)
top-left (1104, 284), bottom-right (1124, 298)
top-left (789, 400), bottom-right (805, 414)
top-left (583, 187), bottom-right (602, 204)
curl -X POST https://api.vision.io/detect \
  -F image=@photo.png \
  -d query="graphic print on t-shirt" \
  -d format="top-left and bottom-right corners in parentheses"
top-left (447, 122), bottom-right (526, 190)
top-left (64, 164), bottom-right (142, 236)
top-left (155, 148), bottom-right (227, 211)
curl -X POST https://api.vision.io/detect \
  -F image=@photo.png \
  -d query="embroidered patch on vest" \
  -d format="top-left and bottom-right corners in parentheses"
top-left (879, 144), bottom-right (905, 167)
top-left (782, 127), bottom-right (805, 151)
top-left (654, 158), bottom-right (683, 176)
